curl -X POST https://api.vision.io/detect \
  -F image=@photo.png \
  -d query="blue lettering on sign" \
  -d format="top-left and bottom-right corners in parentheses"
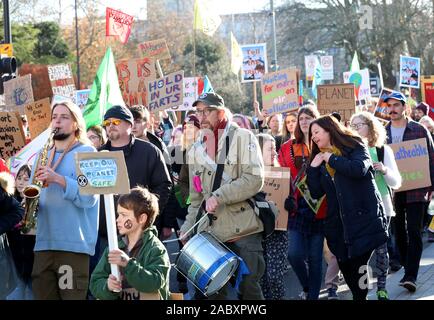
top-left (394, 144), bottom-right (428, 160)
top-left (79, 159), bottom-right (118, 187)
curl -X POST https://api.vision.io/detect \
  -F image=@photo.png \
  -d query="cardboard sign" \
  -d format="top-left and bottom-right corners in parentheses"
top-left (147, 70), bottom-right (184, 112)
top-left (116, 57), bottom-right (156, 107)
top-left (169, 77), bottom-right (198, 111)
top-left (317, 84), bottom-right (356, 122)
top-left (75, 151), bottom-right (130, 195)
top-left (399, 56), bottom-right (420, 89)
top-left (305, 55), bottom-right (317, 81)
top-left (374, 88), bottom-right (394, 121)
top-left (240, 43), bottom-right (268, 83)
top-left (261, 69), bottom-right (299, 116)
top-left (75, 89), bottom-right (91, 112)
top-left (263, 167), bottom-right (291, 231)
top-left (47, 64), bottom-right (76, 100)
top-left (389, 138), bottom-right (431, 192)
top-left (320, 56), bottom-right (334, 80)
top-left (296, 176), bottom-right (325, 214)
top-left (24, 98), bottom-right (51, 139)
top-left (19, 64), bottom-right (53, 101)
top-left (106, 7), bottom-right (134, 44)
top-left (343, 68), bottom-right (371, 102)
top-left (138, 38), bottom-right (171, 61)
top-left (421, 76), bottom-right (434, 120)
top-left (0, 112), bottom-right (26, 160)
top-left (0, 43), bottom-right (13, 57)
top-left (120, 288), bottom-right (160, 300)
top-left (4, 74), bottom-right (35, 114)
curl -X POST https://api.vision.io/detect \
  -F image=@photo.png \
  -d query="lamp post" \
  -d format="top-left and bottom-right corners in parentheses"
top-left (3, 0), bottom-right (11, 43)
top-left (270, 0), bottom-right (278, 71)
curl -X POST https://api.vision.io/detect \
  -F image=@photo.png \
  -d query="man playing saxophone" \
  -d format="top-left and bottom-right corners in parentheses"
top-left (30, 101), bottom-right (99, 300)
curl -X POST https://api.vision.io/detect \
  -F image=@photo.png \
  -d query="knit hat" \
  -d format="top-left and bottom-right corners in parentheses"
top-left (103, 105), bottom-right (134, 126)
top-left (416, 102), bottom-right (429, 116)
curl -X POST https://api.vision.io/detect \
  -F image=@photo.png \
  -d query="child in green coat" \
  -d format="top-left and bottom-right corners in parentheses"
top-left (90, 187), bottom-right (171, 300)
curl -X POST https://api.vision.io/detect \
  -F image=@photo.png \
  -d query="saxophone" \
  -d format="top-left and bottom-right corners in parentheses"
top-left (21, 128), bottom-right (58, 234)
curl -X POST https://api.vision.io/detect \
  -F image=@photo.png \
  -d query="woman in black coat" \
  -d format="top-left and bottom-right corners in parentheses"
top-left (306, 116), bottom-right (388, 300)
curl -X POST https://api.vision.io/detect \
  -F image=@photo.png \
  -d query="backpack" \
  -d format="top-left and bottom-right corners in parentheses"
top-left (246, 191), bottom-right (279, 239)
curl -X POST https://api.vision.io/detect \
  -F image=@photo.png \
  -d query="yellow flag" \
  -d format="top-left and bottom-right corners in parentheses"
top-left (230, 32), bottom-right (243, 75)
top-left (194, 0), bottom-right (221, 37)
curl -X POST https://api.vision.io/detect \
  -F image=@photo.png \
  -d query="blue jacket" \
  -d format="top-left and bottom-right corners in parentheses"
top-left (306, 143), bottom-right (387, 262)
top-left (34, 143), bottom-right (99, 256)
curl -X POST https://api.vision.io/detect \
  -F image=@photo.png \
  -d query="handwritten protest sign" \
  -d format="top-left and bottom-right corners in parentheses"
top-left (389, 138), bottom-right (431, 192)
top-left (0, 112), bottom-right (26, 160)
top-left (106, 7), bottom-right (134, 44)
top-left (147, 71), bottom-right (184, 112)
top-left (117, 57), bottom-right (156, 108)
top-left (24, 98), bottom-right (51, 139)
top-left (240, 43), bottom-right (268, 83)
top-left (344, 68), bottom-right (371, 102)
top-left (261, 69), bottom-right (299, 115)
top-left (263, 167), bottom-right (291, 231)
top-left (47, 64), bottom-right (76, 100)
top-left (75, 89), bottom-right (91, 112)
top-left (19, 64), bottom-right (52, 101)
top-left (399, 56), bottom-right (420, 89)
top-left (374, 88), bottom-right (394, 121)
top-left (138, 38), bottom-right (171, 61)
top-left (4, 74), bottom-right (34, 114)
top-left (317, 84), bottom-right (356, 122)
top-left (170, 77), bottom-right (198, 111)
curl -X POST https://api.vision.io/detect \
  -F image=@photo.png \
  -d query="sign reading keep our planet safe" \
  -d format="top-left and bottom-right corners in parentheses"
top-left (75, 151), bottom-right (130, 195)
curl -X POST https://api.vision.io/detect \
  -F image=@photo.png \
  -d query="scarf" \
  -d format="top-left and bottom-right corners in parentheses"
top-left (320, 146), bottom-right (342, 178)
top-left (203, 118), bottom-right (228, 160)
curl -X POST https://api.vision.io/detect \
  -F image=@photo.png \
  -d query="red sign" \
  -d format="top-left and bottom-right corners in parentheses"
top-left (106, 7), bottom-right (134, 44)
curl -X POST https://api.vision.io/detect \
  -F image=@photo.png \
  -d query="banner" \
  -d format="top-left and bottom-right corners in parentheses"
top-left (374, 88), bottom-right (394, 121)
top-left (389, 138), bottom-right (431, 192)
top-left (147, 71), bottom-right (184, 113)
top-left (4, 74), bottom-right (34, 114)
top-left (320, 56), bottom-right (334, 80)
top-left (75, 89), bottom-right (91, 112)
top-left (0, 112), bottom-right (26, 160)
top-left (263, 167), bottom-right (291, 231)
top-left (317, 84), bottom-right (356, 122)
top-left (116, 57), bottom-right (156, 108)
top-left (421, 76), bottom-right (434, 120)
top-left (106, 7), bottom-right (134, 44)
top-left (240, 43), bottom-right (268, 83)
top-left (343, 68), bottom-right (371, 102)
top-left (399, 56), bottom-right (420, 88)
top-left (24, 98), bottom-right (51, 139)
top-left (138, 38), bottom-right (171, 61)
top-left (305, 55), bottom-right (316, 81)
top-left (169, 77), bottom-right (198, 112)
top-left (261, 69), bottom-right (299, 116)
top-left (47, 64), bottom-right (76, 100)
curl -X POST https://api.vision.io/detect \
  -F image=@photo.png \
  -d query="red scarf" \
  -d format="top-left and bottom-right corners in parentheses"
top-left (204, 119), bottom-right (228, 160)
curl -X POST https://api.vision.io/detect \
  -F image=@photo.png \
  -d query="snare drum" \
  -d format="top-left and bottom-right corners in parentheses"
top-left (175, 232), bottom-right (239, 296)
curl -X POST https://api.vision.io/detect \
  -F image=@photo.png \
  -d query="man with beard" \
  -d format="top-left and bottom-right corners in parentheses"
top-left (31, 101), bottom-right (99, 300)
top-left (385, 92), bottom-right (434, 292)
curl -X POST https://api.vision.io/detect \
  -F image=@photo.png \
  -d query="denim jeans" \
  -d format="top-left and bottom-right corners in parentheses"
top-left (7, 276), bottom-right (33, 300)
top-left (288, 229), bottom-right (324, 300)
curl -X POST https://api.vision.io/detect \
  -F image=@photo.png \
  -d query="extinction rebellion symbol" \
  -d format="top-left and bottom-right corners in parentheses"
top-left (77, 175), bottom-right (88, 187)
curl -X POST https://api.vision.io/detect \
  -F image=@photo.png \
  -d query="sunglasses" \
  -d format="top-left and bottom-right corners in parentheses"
top-left (103, 119), bottom-right (122, 127)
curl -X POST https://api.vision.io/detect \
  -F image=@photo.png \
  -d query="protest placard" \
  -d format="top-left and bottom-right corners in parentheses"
top-left (147, 70), bottom-right (184, 113)
top-left (24, 98), bottom-right (51, 139)
top-left (4, 74), bottom-right (34, 114)
top-left (19, 64), bottom-right (53, 101)
top-left (374, 88), bottom-right (394, 121)
top-left (169, 77), bottom-right (198, 111)
top-left (389, 138), bottom-right (431, 192)
top-left (305, 55), bottom-right (317, 81)
top-left (320, 56), bottom-right (334, 80)
top-left (106, 7), bottom-right (134, 44)
top-left (399, 56), bottom-right (420, 89)
top-left (0, 112), bottom-right (26, 160)
top-left (421, 76), bottom-right (434, 120)
top-left (138, 38), bottom-right (171, 61)
top-left (240, 43), bottom-right (268, 83)
top-left (47, 64), bottom-right (76, 100)
top-left (344, 68), bottom-right (371, 102)
top-left (263, 167), bottom-right (291, 231)
top-left (117, 57), bottom-right (157, 108)
top-left (75, 89), bottom-right (91, 112)
top-left (261, 69), bottom-right (299, 116)
top-left (317, 84), bottom-right (356, 122)
top-left (296, 176), bottom-right (326, 214)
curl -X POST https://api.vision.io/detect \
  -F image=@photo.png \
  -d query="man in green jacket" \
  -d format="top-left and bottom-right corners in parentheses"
top-left (90, 187), bottom-right (170, 300)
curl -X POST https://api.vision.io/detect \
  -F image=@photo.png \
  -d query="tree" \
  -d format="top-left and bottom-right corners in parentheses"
top-left (32, 22), bottom-right (72, 64)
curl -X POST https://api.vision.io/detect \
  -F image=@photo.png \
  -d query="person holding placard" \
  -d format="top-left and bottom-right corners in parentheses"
top-left (307, 115), bottom-right (387, 301)
top-left (90, 186), bottom-right (170, 300)
top-left (350, 112), bottom-right (402, 300)
top-left (31, 101), bottom-right (99, 300)
top-left (277, 106), bottom-right (326, 300)
top-left (384, 92), bottom-right (434, 292)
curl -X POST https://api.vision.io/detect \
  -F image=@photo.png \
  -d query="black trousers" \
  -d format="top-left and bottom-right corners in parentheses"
top-left (337, 251), bottom-right (373, 301)
top-left (394, 193), bottom-right (425, 280)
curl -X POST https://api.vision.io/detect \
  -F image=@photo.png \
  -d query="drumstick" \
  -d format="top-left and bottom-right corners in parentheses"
top-left (162, 211), bottom-right (211, 244)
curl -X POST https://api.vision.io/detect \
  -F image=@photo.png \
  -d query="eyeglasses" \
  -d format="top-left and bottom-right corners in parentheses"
top-left (88, 135), bottom-right (100, 141)
top-left (103, 119), bottom-right (122, 127)
top-left (351, 123), bottom-right (367, 130)
top-left (196, 108), bottom-right (217, 117)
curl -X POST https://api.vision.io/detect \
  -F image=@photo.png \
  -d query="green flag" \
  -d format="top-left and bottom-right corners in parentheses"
top-left (350, 51), bottom-right (360, 72)
top-left (83, 47), bottom-right (125, 129)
